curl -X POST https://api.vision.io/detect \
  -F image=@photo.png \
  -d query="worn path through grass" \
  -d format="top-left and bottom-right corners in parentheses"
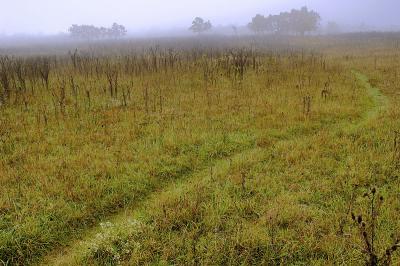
top-left (351, 71), bottom-right (389, 127)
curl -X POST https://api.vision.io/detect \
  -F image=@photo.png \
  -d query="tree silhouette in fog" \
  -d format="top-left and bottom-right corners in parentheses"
top-left (248, 14), bottom-right (265, 34)
top-left (290, 7), bottom-right (320, 35)
top-left (68, 23), bottom-right (127, 39)
top-left (189, 17), bottom-right (212, 34)
top-left (248, 6), bottom-right (320, 35)
top-left (110, 23), bottom-right (127, 38)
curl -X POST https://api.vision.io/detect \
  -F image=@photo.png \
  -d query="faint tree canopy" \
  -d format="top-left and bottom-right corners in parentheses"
top-left (189, 17), bottom-right (212, 34)
top-left (248, 14), bottom-right (273, 34)
top-left (68, 23), bottom-right (127, 39)
top-left (248, 6), bottom-right (320, 35)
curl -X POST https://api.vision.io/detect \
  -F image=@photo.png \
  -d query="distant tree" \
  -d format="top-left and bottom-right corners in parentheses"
top-left (68, 24), bottom-right (101, 39)
top-left (109, 23), bottom-right (127, 38)
top-left (189, 17), bottom-right (212, 34)
top-left (289, 6), bottom-right (321, 35)
top-left (68, 23), bottom-right (127, 39)
top-left (273, 12), bottom-right (292, 34)
top-left (248, 6), bottom-right (320, 36)
top-left (248, 14), bottom-right (279, 34)
top-left (99, 27), bottom-right (109, 38)
top-left (68, 24), bottom-right (80, 38)
top-left (248, 14), bottom-right (267, 34)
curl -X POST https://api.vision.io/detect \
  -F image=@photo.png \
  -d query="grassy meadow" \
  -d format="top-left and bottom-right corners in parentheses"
top-left (1, 35), bottom-right (400, 265)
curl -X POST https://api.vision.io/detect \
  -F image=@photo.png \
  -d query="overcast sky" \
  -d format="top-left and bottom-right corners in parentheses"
top-left (0, 0), bottom-right (399, 34)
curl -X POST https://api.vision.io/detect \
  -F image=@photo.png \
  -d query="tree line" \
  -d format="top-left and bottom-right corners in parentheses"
top-left (68, 23), bottom-right (127, 39)
top-left (66, 6), bottom-right (321, 38)
top-left (189, 6), bottom-right (320, 35)
top-left (248, 6), bottom-right (320, 35)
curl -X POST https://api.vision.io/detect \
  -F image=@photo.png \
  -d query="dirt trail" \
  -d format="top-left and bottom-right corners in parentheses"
top-left (38, 71), bottom-right (389, 266)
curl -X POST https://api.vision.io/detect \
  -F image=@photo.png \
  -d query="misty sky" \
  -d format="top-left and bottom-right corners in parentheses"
top-left (0, 0), bottom-right (399, 34)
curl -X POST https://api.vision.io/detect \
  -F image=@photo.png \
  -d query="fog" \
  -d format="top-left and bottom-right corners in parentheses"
top-left (0, 0), bottom-right (399, 35)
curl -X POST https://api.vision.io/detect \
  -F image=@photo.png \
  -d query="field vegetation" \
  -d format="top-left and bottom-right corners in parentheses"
top-left (0, 34), bottom-right (400, 265)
